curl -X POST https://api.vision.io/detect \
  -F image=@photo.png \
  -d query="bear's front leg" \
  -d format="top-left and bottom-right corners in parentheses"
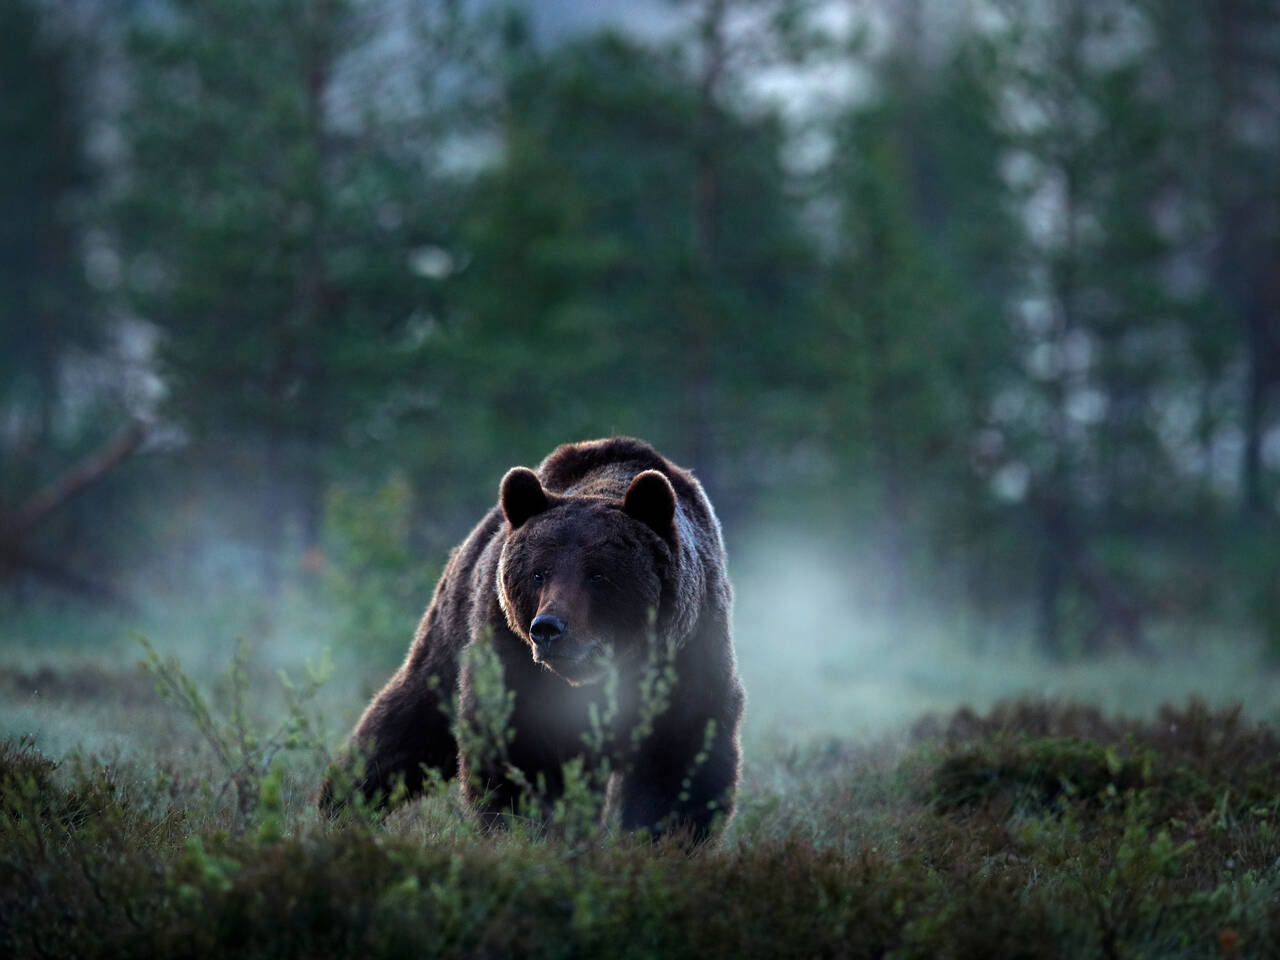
top-left (319, 663), bottom-right (458, 817)
top-left (457, 685), bottom-right (562, 830)
top-left (459, 751), bottom-right (567, 832)
top-left (618, 715), bottom-right (739, 846)
top-left (460, 767), bottom-right (525, 831)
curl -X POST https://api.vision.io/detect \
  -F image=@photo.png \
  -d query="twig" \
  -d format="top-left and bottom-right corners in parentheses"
top-left (13, 422), bottom-right (147, 534)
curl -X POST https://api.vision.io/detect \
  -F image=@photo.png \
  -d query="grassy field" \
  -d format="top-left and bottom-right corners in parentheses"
top-left (3, 551), bottom-right (1279, 958)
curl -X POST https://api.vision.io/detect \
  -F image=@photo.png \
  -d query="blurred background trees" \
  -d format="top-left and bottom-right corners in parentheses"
top-left (2, 0), bottom-right (1278, 660)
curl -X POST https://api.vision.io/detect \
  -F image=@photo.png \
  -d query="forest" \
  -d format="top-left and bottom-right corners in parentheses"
top-left (3, 0), bottom-right (1280, 956)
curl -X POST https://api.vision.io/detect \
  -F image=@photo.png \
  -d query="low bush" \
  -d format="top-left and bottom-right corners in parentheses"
top-left (3, 693), bottom-right (1278, 958)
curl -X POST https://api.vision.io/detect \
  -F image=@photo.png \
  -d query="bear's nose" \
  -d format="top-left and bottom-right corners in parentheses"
top-left (529, 613), bottom-right (566, 647)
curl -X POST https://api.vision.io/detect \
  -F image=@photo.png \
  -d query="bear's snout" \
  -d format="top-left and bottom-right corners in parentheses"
top-left (529, 613), bottom-right (567, 650)
top-left (527, 611), bottom-right (604, 681)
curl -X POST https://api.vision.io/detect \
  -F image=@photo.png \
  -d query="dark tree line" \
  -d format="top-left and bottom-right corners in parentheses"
top-left (2, 0), bottom-right (1278, 657)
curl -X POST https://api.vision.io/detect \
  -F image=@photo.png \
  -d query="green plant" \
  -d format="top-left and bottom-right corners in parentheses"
top-left (139, 635), bottom-right (333, 833)
top-left (2, 698), bottom-right (1280, 958)
top-left (322, 475), bottom-right (436, 663)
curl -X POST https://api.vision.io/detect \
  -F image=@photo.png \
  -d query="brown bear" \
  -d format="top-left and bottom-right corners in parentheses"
top-left (320, 437), bottom-right (744, 844)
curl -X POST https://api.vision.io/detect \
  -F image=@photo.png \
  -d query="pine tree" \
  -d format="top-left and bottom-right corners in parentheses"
top-left (119, 0), bottom-right (476, 590)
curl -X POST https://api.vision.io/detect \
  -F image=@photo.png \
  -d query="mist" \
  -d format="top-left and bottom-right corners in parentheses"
top-left (6, 515), bottom-right (1278, 777)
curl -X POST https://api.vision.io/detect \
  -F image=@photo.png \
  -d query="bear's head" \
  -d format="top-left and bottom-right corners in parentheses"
top-left (495, 466), bottom-right (677, 686)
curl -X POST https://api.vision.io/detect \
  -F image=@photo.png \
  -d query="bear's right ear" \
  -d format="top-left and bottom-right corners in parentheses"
top-left (500, 467), bottom-right (548, 529)
top-left (623, 469), bottom-right (677, 541)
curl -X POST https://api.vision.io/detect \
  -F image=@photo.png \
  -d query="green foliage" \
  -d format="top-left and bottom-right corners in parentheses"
top-left (6, 0), bottom-right (1279, 652)
top-left (454, 632), bottom-right (517, 793)
top-left (116, 0), bottom-right (483, 585)
top-left (7, 0), bottom-right (1280, 949)
top-left (930, 735), bottom-right (1157, 817)
top-left (4, 698), bottom-right (1280, 958)
top-left (139, 635), bottom-right (333, 833)
top-left (820, 67), bottom-right (1013, 599)
top-left (456, 619), bottom-right (704, 848)
top-left (322, 474), bottom-right (435, 662)
top-left (438, 30), bottom-right (820, 505)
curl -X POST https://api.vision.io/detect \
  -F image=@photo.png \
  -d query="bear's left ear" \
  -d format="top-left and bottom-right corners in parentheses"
top-left (501, 467), bottom-right (549, 529)
top-left (623, 470), bottom-right (677, 540)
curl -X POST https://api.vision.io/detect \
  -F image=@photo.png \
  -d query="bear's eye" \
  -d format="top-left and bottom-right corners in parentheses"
top-left (532, 570), bottom-right (547, 585)
top-left (587, 572), bottom-right (606, 584)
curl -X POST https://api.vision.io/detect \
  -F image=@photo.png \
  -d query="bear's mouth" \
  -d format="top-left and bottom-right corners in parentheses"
top-left (531, 645), bottom-right (598, 667)
top-left (531, 642), bottom-right (609, 684)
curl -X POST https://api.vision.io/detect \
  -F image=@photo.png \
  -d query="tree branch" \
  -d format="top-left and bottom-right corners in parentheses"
top-left (12, 422), bottom-right (147, 534)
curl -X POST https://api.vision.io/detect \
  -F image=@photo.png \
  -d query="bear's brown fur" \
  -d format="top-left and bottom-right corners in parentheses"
top-left (320, 437), bottom-right (744, 844)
